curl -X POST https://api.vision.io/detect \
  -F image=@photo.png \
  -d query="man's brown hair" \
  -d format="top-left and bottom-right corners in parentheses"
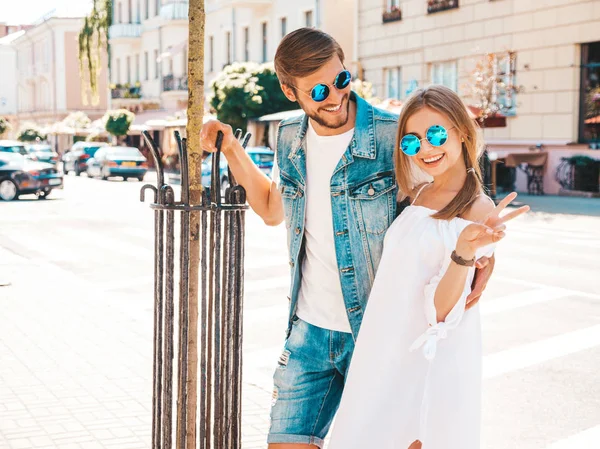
top-left (274, 27), bottom-right (345, 87)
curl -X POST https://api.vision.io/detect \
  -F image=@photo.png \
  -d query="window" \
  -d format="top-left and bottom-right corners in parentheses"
top-left (580, 42), bottom-right (600, 143)
top-left (118, 2), bottom-right (122, 23)
top-left (226, 31), bottom-right (232, 65)
top-left (126, 56), bottom-right (131, 84)
top-left (243, 27), bottom-right (250, 62)
top-left (209, 36), bottom-right (214, 72)
top-left (154, 49), bottom-right (159, 79)
top-left (430, 60), bottom-right (458, 91)
top-left (385, 67), bottom-right (402, 100)
top-left (261, 22), bottom-right (268, 63)
top-left (428, 0), bottom-right (460, 14)
top-left (387, 0), bottom-right (400, 8)
top-left (136, 0), bottom-right (141, 22)
top-left (116, 58), bottom-right (121, 84)
top-left (305, 11), bottom-right (313, 28)
top-left (144, 51), bottom-right (149, 80)
top-left (145, 0), bottom-right (149, 19)
top-left (169, 58), bottom-right (173, 76)
top-left (156, 0), bottom-right (160, 17)
top-left (280, 17), bottom-right (287, 37)
top-left (128, 0), bottom-right (132, 23)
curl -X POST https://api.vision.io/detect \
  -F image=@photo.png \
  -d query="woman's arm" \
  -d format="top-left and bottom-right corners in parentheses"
top-left (432, 195), bottom-right (497, 322)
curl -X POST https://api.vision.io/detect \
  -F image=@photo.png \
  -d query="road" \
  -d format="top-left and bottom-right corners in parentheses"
top-left (0, 173), bottom-right (599, 449)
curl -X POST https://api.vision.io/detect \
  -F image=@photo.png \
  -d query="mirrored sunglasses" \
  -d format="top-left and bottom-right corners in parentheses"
top-left (400, 125), bottom-right (454, 156)
top-left (297, 70), bottom-right (352, 103)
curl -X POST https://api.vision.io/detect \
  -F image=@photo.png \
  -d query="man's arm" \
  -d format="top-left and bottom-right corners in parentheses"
top-left (200, 120), bottom-right (284, 226)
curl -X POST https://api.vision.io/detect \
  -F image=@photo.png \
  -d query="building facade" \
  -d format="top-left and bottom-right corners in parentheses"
top-left (11, 17), bottom-right (108, 131)
top-left (205, 0), bottom-right (356, 89)
top-left (0, 31), bottom-right (24, 125)
top-left (358, 0), bottom-right (600, 194)
top-left (108, 0), bottom-right (356, 113)
top-left (109, 0), bottom-right (189, 112)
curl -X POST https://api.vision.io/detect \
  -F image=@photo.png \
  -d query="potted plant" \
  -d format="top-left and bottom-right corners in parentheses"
top-left (382, 5), bottom-right (402, 23)
top-left (556, 156), bottom-right (600, 192)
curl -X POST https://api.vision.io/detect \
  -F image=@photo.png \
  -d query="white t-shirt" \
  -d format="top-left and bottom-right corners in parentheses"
top-left (273, 120), bottom-right (354, 332)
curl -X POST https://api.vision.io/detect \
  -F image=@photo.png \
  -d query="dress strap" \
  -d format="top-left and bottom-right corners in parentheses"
top-left (411, 182), bottom-right (432, 206)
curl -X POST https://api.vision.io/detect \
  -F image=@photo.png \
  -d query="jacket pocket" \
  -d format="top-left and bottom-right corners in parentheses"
top-left (349, 175), bottom-right (396, 235)
top-left (279, 180), bottom-right (301, 229)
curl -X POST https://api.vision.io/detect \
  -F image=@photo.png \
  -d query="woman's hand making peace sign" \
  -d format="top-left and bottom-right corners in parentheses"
top-left (457, 192), bottom-right (530, 259)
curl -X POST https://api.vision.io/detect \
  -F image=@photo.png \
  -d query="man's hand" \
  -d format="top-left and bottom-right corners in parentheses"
top-left (466, 254), bottom-right (496, 310)
top-left (199, 120), bottom-right (241, 157)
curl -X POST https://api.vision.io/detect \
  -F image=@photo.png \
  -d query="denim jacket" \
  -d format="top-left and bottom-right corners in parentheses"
top-left (276, 92), bottom-right (399, 339)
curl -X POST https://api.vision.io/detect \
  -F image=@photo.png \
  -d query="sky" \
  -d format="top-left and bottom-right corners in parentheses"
top-left (1, 0), bottom-right (93, 25)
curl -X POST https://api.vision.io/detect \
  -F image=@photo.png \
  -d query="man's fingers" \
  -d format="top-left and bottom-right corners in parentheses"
top-left (500, 205), bottom-right (530, 224)
top-left (200, 121), bottom-right (234, 153)
top-left (465, 294), bottom-right (481, 310)
top-left (475, 256), bottom-right (490, 269)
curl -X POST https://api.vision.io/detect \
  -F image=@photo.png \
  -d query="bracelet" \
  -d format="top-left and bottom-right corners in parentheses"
top-left (451, 250), bottom-right (475, 267)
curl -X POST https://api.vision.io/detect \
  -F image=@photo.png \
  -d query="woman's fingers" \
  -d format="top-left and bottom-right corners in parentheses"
top-left (500, 205), bottom-right (530, 224)
top-left (492, 192), bottom-right (518, 217)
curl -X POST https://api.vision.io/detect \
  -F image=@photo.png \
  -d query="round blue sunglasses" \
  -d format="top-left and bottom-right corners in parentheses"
top-left (400, 125), bottom-right (455, 156)
top-left (293, 70), bottom-right (352, 102)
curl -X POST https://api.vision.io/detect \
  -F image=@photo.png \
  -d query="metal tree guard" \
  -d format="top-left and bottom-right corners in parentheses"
top-left (141, 129), bottom-right (250, 449)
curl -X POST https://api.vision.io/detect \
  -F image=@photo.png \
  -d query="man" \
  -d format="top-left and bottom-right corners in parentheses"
top-left (200, 28), bottom-right (493, 449)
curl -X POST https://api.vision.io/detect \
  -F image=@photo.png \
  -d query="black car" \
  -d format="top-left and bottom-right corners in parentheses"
top-left (0, 153), bottom-right (63, 201)
top-left (62, 142), bottom-right (108, 175)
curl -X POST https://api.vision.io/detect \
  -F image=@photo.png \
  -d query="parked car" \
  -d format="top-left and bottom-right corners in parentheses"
top-left (62, 141), bottom-right (108, 175)
top-left (0, 152), bottom-right (63, 201)
top-left (247, 146), bottom-right (275, 177)
top-left (201, 153), bottom-right (230, 195)
top-left (26, 143), bottom-right (59, 165)
top-left (199, 147), bottom-right (275, 197)
top-left (86, 146), bottom-right (148, 181)
top-left (0, 140), bottom-right (29, 157)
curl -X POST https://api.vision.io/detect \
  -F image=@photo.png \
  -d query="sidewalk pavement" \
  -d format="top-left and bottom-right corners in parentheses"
top-left (0, 246), bottom-right (273, 449)
top-left (500, 193), bottom-right (600, 217)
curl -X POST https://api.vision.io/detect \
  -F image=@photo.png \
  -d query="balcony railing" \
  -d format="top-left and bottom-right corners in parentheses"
top-left (111, 84), bottom-right (142, 99)
top-left (160, 1), bottom-right (189, 20)
top-left (427, 0), bottom-right (459, 14)
top-left (382, 7), bottom-right (402, 23)
top-left (108, 23), bottom-right (142, 39)
top-left (163, 74), bottom-right (188, 92)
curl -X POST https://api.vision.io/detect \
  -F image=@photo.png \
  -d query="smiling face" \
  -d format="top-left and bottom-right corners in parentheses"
top-left (403, 106), bottom-right (465, 178)
top-left (280, 55), bottom-right (353, 135)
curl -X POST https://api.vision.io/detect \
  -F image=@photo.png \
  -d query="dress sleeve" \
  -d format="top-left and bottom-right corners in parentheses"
top-left (410, 221), bottom-right (495, 361)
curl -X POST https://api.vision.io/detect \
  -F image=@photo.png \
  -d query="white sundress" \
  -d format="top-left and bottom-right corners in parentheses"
top-left (328, 192), bottom-right (494, 449)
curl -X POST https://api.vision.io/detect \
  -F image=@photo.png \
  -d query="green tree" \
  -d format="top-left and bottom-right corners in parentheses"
top-left (17, 125), bottom-right (46, 142)
top-left (103, 109), bottom-right (135, 142)
top-left (209, 62), bottom-right (297, 133)
top-left (0, 117), bottom-right (10, 137)
top-left (78, 0), bottom-right (112, 105)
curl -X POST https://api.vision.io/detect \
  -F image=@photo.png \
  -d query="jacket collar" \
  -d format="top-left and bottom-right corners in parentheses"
top-left (288, 91), bottom-right (377, 160)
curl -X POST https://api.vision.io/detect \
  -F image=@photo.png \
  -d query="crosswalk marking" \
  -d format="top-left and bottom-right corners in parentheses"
top-left (483, 324), bottom-right (600, 379)
top-left (245, 276), bottom-right (289, 293)
top-left (481, 287), bottom-right (577, 315)
top-left (543, 425), bottom-right (600, 449)
top-left (494, 275), bottom-right (600, 301)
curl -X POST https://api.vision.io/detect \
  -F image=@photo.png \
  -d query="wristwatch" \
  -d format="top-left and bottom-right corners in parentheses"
top-left (451, 250), bottom-right (475, 267)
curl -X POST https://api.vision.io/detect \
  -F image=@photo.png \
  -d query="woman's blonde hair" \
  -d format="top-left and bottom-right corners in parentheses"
top-left (395, 85), bottom-right (484, 220)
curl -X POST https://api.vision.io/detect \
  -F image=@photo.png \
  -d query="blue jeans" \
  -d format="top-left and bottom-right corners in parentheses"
top-left (267, 316), bottom-right (355, 447)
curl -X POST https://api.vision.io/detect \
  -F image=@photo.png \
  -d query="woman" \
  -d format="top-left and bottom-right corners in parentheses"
top-left (328, 85), bottom-right (529, 449)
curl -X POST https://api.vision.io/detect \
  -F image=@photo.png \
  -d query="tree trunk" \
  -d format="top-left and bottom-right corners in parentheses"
top-left (185, 1), bottom-right (204, 448)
